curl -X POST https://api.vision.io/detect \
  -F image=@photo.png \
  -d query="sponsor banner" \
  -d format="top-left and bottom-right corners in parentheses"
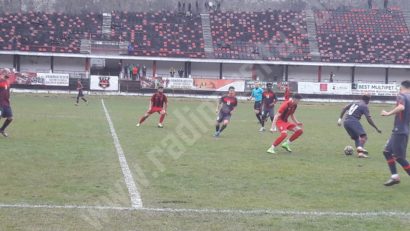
top-left (90, 75), bottom-right (119, 91)
top-left (12, 71), bottom-right (69, 86)
top-left (298, 82), bottom-right (352, 95)
top-left (245, 81), bottom-right (298, 93)
top-left (162, 78), bottom-right (193, 89)
top-left (352, 83), bottom-right (399, 96)
top-left (193, 79), bottom-right (245, 92)
top-left (38, 73), bottom-right (69, 86)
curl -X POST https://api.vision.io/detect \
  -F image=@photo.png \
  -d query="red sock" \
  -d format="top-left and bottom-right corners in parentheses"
top-left (159, 114), bottom-right (166, 123)
top-left (273, 132), bottom-right (287, 146)
top-left (289, 129), bottom-right (303, 142)
top-left (139, 115), bottom-right (148, 124)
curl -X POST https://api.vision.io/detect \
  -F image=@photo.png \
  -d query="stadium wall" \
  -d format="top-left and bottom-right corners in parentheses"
top-left (0, 54), bottom-right (13, 68)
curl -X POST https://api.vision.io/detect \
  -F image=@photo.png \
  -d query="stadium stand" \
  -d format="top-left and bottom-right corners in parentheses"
top-left (110, 11), bottom-right (205, 58)
top-left (315, 9), bottom-right (410, 64)
top-left (0, 12), bottom-right (102, 53)
top-left (0, 9), bottom-right (409, 65)
top-left (209, 10), bottom-right (311, 61)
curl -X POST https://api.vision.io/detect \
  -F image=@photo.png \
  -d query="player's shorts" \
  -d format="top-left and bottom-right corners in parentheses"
top-left (0, 105), bottom-right (13, 118)
top-left (148, 107), bottom-right (163, 114)
top-left (385, 134), bottom-right (409, 158)
top-left (254, 101), bottom-right (262, 111)
top-left (276, 120), bottom-right (297, 132)
top-left (217, 111), bottom-right (231, 123)
top-left (344, 120), bottom-right (366, 140)
top-left (262, 107), bottom-right (275, 118)
top-left (78, 89), bottom-right (84, 97)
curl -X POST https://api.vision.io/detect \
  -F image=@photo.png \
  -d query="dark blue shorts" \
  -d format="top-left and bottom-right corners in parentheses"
top-left (262, 107), bottom-right (275, 118)
top-left (0, 105), bottom-right (13, 118)
top-left (344, 120), bottom-right (366, 140)
top-left (217, 111), bottom-right (231, 123)
top-left (78, 90), bottom-right (84, 97)
top-left (385, 134), bottom-right (408, 158)
top-left (254, 101), bottom-right (262, 110)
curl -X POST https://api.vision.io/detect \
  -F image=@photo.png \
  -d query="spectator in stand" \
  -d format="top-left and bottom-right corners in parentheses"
top-left (188, 2), bottom-right (192, 12)
top-left (217, 1), bottom-right (221, 11)
top-left (205, 1), bottom-right (209, 11)
top-left (196, 1), bottom-right (199, 12)
top-left (178, 68), bottom-right (184, 78)
top-left (330, 72), bottom-right (335, 83)
top-left (136, 64), bottom-right (141, 79)
top-left (368, 0), bottom-right (372, 9)
top-left (124, 65), bottom-right (129, 79)
top-left (132, 66), bottom-right (138, 81)
top-left (170, 67), bottom-right (176, 77)
top-left (142, 65), bottom-right (147, 78)
top-left (129, 65), bottom-right (134, 80)
top-left (182, 2), bottom-right (186, 12)
top-left (384, 0), bottom-right (388, 9)
top-left (178, 1), bottom-right (181, 12)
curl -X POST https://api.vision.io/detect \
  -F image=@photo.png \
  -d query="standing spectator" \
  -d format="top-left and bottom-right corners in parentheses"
top-left (142, 65), bottom-right (147, 78)
top-left (196, 0), bottom-right (199, 12)
top-left (368, 0), bottom-right (372, 9)
top-left (136, 64), bottom-right (141, 79)
top-left (132, 66), bottom-right (138, 81)
top-left (124, 65), bottom-right (129, 79)
top-left (216, 1), bottom-right (221, 11)
top-left (129, 65), bottom-right (134, 80)
top-left (205, 1), bottom-right (209, 11)
top-left (170, 67), bottom-right (176, 77)
top-left (178, 1), bottom-right (181, 12)
top-left (178, 68), bottom-right (184, 78)
top-left (182, 2), bottom-right (186, 12)
top-left (188, 2), bottom-right (192, 12)
top-left (384, 0), bottom-right (388, 9)
top-left (329, 72), bottom-right (335, 83)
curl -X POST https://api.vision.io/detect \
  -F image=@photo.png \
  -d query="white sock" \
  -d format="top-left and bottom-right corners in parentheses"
top-left (286, 139), bottom-right (291, 144)
top-left (391, 174), bottom-right (399, 179)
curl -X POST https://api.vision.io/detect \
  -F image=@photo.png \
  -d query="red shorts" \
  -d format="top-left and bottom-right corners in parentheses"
top-left (148, 107), bottom-right (163, 114)
top-left (276, 120), bottom-right (296, 132)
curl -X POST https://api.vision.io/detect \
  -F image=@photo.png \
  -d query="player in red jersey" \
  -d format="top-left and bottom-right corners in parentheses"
top-left (214, 86), bottom-right (238, 137)
top-left (75, 79), bottom-right (88, 106)
top-left (0, 70), bottom-right (16, 137)
top-left (267, 94), bottom-right (303, 154)
top-left (137, 86), bottom-right (168, 128)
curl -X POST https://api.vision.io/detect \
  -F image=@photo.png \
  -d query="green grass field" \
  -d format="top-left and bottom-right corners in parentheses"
top-left (0, 93), bottom-right (410, 230)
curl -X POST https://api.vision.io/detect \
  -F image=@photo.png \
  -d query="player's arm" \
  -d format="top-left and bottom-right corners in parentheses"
top-left (290, 114), bottom-right (303, 126)
top-left (365, 115), bottom-right (381, 133)
top-left (216, 98), bottom-right (222, 113)
top-left (338, 103), bottom-right (351, 126)
top-left (271, 111), bottom-right (281, 127)
top-left (381, 104), bottom-right (405, 116)
top-left (248, 90), bottom-right (254, 100)
top-left (272, 93), bottom-right (278, 105)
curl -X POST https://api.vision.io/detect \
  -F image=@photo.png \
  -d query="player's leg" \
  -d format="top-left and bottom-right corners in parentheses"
top-left (214, 113), bottom-right (224, 137)
top-left (158, 109), bottom-right (166, 128)
top-left (281, 123), bottom-right (300, 152)
top-left (260, 110), bottom-right (267, 131)
top-left (383, 136), bottom-right (400, 186)
top-left (267, 121), bottom-right (287, 154)
top-left (218, 113), bottom-right (232, 134)
top-left (137, 109), bottom-right (154, 126)
top-left (392, 135), bottom-right (410, 175)
top-left (0, 107), bottom-right (13, 137)
top-left (254, 102), bottom-right (263, 125)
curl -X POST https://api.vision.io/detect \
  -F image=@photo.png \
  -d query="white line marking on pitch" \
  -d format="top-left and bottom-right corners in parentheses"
top-left (101, 99), bottom-right (143, 208)
top-left (0, 204), bottom-right (409, 218)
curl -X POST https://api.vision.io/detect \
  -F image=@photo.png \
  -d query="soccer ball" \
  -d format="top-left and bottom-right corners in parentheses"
top-left (344, 146), bottom-right (354, 156)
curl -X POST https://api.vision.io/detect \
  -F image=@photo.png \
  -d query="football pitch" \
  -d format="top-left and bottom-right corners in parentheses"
top-left (0, 94), bottom-right (410, 230)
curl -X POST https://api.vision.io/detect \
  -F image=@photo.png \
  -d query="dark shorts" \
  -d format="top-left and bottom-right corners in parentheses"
top-left (78, 90), bottom-right (84, 97)
top-left (0, 105), bottom-right (13, 118)
top-left (385, 134), bottom-right (409, 158)
top-left (262, 107), bottom-right (275, 118)
top-left (254, 101), bottom-right (262, 111)
top-left (217, 111), bottom-right (231, 123)
top-left (344, 120), bottom-right (366, 140)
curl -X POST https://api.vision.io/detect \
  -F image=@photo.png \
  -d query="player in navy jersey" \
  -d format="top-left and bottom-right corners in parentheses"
top-left (381, 80), bottom-right (410, 186)
top-left (0, 70), bottom-right (15, 137)
top-left (260, 83), bottom-right (278, 132)
top-left (338, 95), bottom-right (381, 158)
top-left (214, 86), bottom-right (238, 137)
top-left (75, 79), bottom-right (88, 106)
top-left (137, 86), bottom-right (168, 128)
